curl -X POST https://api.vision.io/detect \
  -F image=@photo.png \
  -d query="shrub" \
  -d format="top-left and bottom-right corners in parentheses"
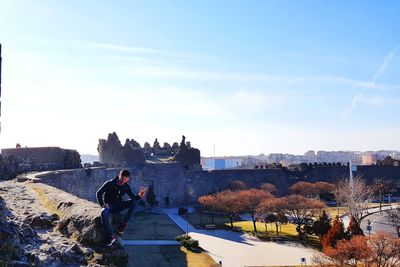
top-left (175, 234), bottom-right (200, 251)
top-left (181, 238), bottom-right (199, 250)
top-left (178, 207), bottom-right (188, 215)
top-left (146, 182), bottom-right (156, 207)
top-left (175, 234), bottom-right (191, 242)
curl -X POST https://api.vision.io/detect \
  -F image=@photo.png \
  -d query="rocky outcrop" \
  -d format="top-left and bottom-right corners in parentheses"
top-left (24, 213), bottom-right (59, 229)
top-left (39, 183), bottom-right (128, 266)
top-left (0, 180), bottom-right (128, 266)
top-left (0, 196), bottom-right (23, 264)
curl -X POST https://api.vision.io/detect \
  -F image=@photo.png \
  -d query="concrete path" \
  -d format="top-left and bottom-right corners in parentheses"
top-left (360, 212), bottom-right (398, 237)
top-left (122, 240), bottom-right (180, 245)
top-left (359, 204), bottom-right (399, 236)
top-left (342, 204), bottom-right (399, 228)
top-left (163, 208), bottom-right (318, 267)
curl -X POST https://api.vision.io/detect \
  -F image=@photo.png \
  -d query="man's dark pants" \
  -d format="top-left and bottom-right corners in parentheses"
top-left (101, 199), bottom-right (136, 238)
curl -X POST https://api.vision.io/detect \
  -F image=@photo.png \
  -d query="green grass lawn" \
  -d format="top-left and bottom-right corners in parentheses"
top-left (182, 213), bottom-right (321, 248)
top-left (231, 221), bottom-right (321, 249)
top-left (232, 220), bottom-right (298, 235)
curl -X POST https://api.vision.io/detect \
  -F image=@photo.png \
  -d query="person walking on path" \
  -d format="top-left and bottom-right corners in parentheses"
top-left (96, 169), bottom-right (146, 246)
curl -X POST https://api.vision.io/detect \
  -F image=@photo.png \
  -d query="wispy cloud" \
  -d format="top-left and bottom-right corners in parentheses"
top-left (285, 52), bottom-right (351, 64)
top-left (342, 46), bottom-right (399, 117)
top-left (87, 42), bottom-right (170, 55)
top-left (128, 65), bottom-right (388, 90)
top-left (33, 38), bottom-right (216, 61)
top-left (359, 96), bottom-right (400, 108)
top-left (30, 38), bottom-right (391, 92)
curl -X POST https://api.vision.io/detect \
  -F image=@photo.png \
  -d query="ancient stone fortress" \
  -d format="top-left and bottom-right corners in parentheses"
top-left (97, 132), bottom-right (201, 169)
top-left (0, 146), bottom-right (82, 179)
top-left (1, 134), bottom-right (400, 265)
top-left (1, 133), bottom-right (400, 208)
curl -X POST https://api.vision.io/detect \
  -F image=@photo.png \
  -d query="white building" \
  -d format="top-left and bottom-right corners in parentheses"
top-left (201, 157), bottom-right (243, 170)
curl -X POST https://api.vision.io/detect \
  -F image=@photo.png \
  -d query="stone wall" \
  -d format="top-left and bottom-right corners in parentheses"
top-left (33, 163), bottom-right (190, 206)
top-left (0, 154), bottom-right (23, 180)
top-left (31, 164), bottom-right (400, 207)
top-left (295, 165), bottom-right (400, 185)
top-left (32, 165), bottom-right (290, 207)
top-left (1, 147), bottom-right (82, 173)
top-left (186, 168), bottom-right (290, 203)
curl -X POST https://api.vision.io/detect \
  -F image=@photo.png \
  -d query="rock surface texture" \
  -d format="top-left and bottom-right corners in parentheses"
top-left (0, 180), bottom-right (127, 266)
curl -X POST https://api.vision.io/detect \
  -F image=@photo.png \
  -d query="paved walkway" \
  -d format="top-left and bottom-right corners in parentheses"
top-left (163, 208), bottom-right (317, 267)
top-left (342, 204), bottom-right (399, 228)
top-left (122, 240), bottom-right (180, 245)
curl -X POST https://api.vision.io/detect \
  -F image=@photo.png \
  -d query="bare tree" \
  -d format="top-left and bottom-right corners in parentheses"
top-left (385, 207), bottom-right (400, 237)
top-left (199, 194), bottom-right (218, 225)
top-left (314, 182), bottom-right (335, 199)
top-left (260, 183), bottom-right (278, 195)
top-left (289, 182), bottom-right (316, 197)
top-left (239, 189), bottom-right (274, 232)
top-left (256, 197), bottom-right (287, 235)
top-left (214, 190), bottom-right (246, 228)
top-left (290, 181), bottom-right (334, 200)
top-left (369, 232), bottom-right (400, 267)
top-left (372, 178), bottom-right (390, 211)
top-left (277, 194), bottom-right (325, 237)
top-left (333, 176), bottom-right (372, 223)
top-left (228, 180), bottom-right (247, 191)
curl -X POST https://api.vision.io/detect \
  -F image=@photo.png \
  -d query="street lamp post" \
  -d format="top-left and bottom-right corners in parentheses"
top-left (366, 219), bottom-right (372, 237)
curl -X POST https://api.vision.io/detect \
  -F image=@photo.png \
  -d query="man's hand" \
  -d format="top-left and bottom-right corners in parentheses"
top-left (102, 204), bottom-right (109, 209)
top-left (138, 186), bottom-right (146, 198)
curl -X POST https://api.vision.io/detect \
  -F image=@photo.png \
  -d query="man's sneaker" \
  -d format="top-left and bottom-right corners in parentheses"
top-left (117, 222), bottom-right (128, 235)
top-left (105, 236), bottom-right (117, 247)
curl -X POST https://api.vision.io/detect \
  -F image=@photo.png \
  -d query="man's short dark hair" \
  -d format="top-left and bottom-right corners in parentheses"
top-left (119, 169), bottom-right (131, 178)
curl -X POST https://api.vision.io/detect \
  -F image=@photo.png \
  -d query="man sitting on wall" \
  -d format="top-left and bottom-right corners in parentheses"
top-left (96, 169), bottom-right (146, 246)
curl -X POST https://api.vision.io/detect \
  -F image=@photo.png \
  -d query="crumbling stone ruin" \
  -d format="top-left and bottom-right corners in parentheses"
top-left (173, 135), bottom-right (201, 170)
top-left (97, 133), bottom-right (145, 166)
top-left (0, 147), bottom-right (82, 180)
top-left (97, 132), bottom-right (200, 168)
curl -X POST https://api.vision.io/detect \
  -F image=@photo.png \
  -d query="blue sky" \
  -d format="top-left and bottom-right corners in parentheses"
top-left (0, 1), bottom-right (399, 156)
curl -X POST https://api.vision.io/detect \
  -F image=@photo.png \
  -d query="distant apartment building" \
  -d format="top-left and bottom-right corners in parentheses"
top-left (201, 150), bottom-right (400, 169)
top-left (201, 157), bottom-right (243, 170)
top-left (304, 150), bottom-right (316, 162)
top-left (362, 153), bottom-right (378, 165)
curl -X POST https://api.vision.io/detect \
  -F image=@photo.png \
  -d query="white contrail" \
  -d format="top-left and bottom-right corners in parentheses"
top-left (345, 46), bottom-right (399, 116)
top-left (373, 46), bottom-right (398, 82)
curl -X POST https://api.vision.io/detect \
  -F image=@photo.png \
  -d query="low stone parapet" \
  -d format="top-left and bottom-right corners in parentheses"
top-left (28, 182), bottom-right (128, 266)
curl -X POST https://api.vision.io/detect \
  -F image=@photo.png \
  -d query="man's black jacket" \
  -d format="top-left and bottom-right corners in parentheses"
top-left (96, 176), bottom-right (141, 206)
